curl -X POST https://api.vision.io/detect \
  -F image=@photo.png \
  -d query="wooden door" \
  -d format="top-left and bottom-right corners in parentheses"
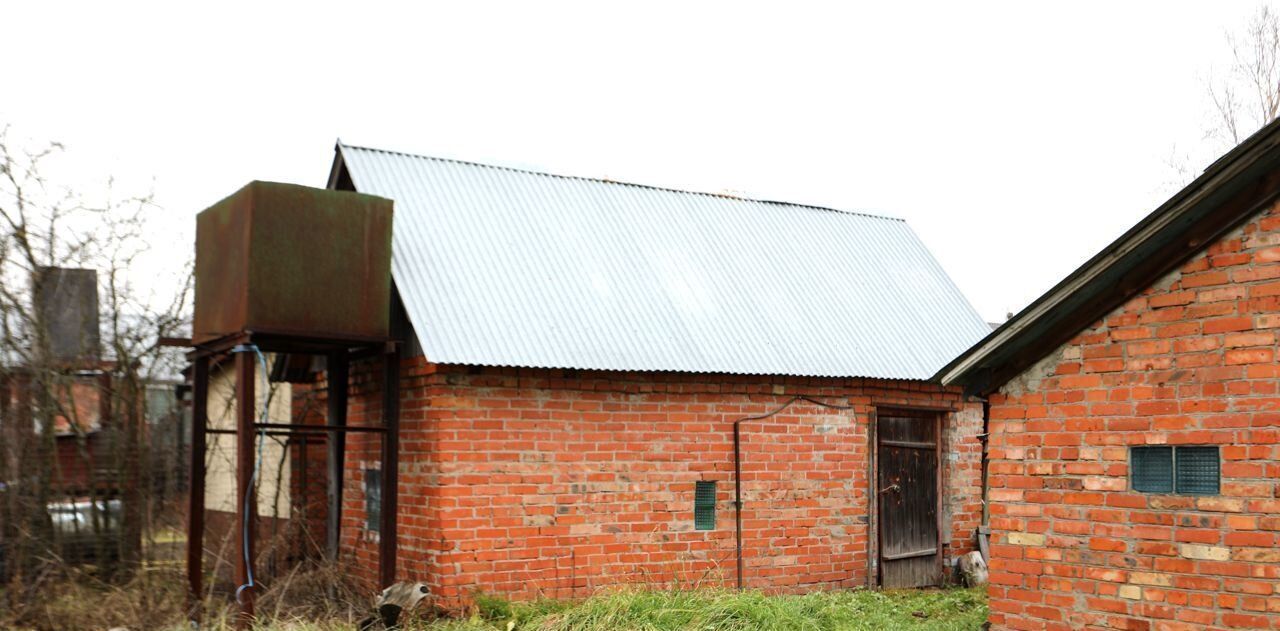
top-left (877, 410), bottom-right (941, 588)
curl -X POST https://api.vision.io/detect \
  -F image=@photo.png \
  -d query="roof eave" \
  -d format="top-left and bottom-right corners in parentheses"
top-left (937, 119), bottom-right (1280, 395)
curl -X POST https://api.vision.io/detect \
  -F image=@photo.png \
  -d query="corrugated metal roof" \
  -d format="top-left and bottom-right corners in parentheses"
top-left (335, 143), bottom-right (990, 379)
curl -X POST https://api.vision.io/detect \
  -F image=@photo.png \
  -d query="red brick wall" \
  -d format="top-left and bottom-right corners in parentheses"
top-left (322, 361), bottom-right (982, 606)
top-left (986, 199), bottom-right (1280, 630)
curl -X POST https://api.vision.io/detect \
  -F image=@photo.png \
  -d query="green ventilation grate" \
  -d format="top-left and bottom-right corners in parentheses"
top-left (1131, 447), bottom-right (1173, 493)
top-left (1175, 447), bottom-right (1220, 495)
top-left (694, 481), bottom-right (717, 531)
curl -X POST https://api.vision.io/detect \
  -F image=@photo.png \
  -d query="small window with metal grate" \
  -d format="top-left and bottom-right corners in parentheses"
top-left (1130, 446), bottom-right (1218, 495)
top-left (365, 468), bottom-right (382, 532)
top-left (694, 481), bottom-right (717, 531)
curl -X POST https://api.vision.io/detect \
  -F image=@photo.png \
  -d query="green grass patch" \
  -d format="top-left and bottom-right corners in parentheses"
top-left (415, 586), bottom-right (987, 631)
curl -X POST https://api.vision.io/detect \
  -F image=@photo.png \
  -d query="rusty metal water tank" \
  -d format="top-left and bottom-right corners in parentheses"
top-left (193, 181), bottom-right (393, 344)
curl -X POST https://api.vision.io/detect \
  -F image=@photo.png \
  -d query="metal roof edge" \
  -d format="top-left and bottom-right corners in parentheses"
top-left (335, 141), bottom-right (906, 223)
top-left (421, 357), bottom-right (931, 381)
top-left (936, 117), bottom-right (1280, 393)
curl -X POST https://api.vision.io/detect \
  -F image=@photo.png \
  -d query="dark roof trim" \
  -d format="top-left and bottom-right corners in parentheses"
top-left (937, 118), bottom-right (1280, 395)
top-left (326, 140), bottom-right (348, 189)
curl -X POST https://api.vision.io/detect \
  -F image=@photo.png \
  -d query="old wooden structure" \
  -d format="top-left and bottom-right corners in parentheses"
top-left (874, 408), bottom-right (943, 588)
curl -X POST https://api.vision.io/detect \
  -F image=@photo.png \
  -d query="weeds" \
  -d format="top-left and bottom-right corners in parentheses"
top-left (0, 560), bottom-right (373, 631)
top-left (1, 575), bottom-right (987, 631)
top-left (2, 566), bottom-right (186, 631)
top-left (427, 587), bottom-right (986, 631)
top-left (507, 587), bottom-right (987, 631)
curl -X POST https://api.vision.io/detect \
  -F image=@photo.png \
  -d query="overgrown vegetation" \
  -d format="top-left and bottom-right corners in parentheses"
top-left (0, 125), bottom-right (193, 606)
top-left (456, 588), bottom-right (989, 631)
top-left (1, 561), bottom-right (372, 630)
top-left (1, 570), bottom-right (987, 631)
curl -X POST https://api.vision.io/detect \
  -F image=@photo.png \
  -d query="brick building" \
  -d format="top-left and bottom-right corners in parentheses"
top-left (939, 119), bottom-right (1280, 629)
top-left (312, 144), bottom-right (992, 603)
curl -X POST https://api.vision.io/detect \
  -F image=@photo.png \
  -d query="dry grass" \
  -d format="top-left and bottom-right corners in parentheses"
top-left (2, 566), bottom-right (188, 631)
top-left (0, 560), bottom-right (376, 631)
top-left (2, 570), bottom-right (988, 631)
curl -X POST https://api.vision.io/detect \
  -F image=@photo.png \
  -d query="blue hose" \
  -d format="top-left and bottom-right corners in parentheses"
top-left (233, 344), bottom-right (270, 604)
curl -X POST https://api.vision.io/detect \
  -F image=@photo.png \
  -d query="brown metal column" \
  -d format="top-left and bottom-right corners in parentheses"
top-left (120, 371), bottom-right (143, 568)
top-left (379, 343), bottom-right (400, 588)
top-left (186, 357), bottom-right (209, 618)
top-left (97, 371), bottom-right (113, 429)
top-left (326, 352), bottom-right (348, 562)
top-left (234, 351), bottom-right (257, 626)
top-left (298, 435), bottom-right (308, 524)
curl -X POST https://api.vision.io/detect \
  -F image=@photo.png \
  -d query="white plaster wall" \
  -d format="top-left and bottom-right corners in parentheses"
top-left (204, 359), bottom-right (292, 518)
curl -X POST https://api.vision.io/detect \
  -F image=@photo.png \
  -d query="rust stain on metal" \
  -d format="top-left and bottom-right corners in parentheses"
top-left (193, 181), bottom-right (394, 344)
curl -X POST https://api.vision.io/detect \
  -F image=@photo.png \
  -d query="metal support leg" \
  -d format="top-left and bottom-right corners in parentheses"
top-left (234, 351), bottom-right (257, 627)
top-left (186, 357), bottom-right (208, 620)
top-left (379, 343), bottom-right (400, 588)
top-left (326, 352), bottom-right (348, 562)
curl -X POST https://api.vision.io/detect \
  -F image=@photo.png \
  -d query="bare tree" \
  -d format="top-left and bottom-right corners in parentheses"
top-left (0, 124), bottom-right (192, 605)
top-left (1158, 6), bottom-right (1280, 196)
top-left (1208, 6), bottom-right (1280, 148)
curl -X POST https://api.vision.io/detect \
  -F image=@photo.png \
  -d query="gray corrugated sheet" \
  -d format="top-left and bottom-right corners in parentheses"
top-left (336, 143), bottom-right (990, 379)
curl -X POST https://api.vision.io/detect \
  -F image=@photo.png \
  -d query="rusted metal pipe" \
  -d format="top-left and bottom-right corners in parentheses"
top-left (244, 422), bottom-right (385, 433)
top-left (326, 352), bottom-right (348, 564)
top-left (379, 343), bottom-right (401, 588)
top-left (731, 396), bottom-right (855, 592)
top-left (234, 351), bottom-right (257, 628)
top-left (207, 429), bottom-right (329, 438)
top-left (732, 419), bottom-right (743, 590)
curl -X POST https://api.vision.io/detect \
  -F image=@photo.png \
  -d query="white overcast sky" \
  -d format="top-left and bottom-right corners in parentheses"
top-left (2, 1), bottom-right (1273, 322)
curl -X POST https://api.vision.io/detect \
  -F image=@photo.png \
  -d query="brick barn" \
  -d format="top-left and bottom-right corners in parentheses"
top-left (938, 118), bottom-right (1280, 630)
top-left (311, 144), bottom-right (991, 604)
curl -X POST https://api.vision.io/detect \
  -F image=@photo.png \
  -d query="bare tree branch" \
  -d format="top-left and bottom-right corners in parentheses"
top-left (1208, 6), bottom-right (1280, 148)
top-left (0, 125), bottom-right (193, 595)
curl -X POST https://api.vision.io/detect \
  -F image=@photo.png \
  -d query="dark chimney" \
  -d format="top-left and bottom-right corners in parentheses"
top-left (34, 267), bottom-right (100, 363)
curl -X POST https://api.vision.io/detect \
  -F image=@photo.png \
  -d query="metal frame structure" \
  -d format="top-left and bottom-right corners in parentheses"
top-left (185, 330), bottom-right (400, 627)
